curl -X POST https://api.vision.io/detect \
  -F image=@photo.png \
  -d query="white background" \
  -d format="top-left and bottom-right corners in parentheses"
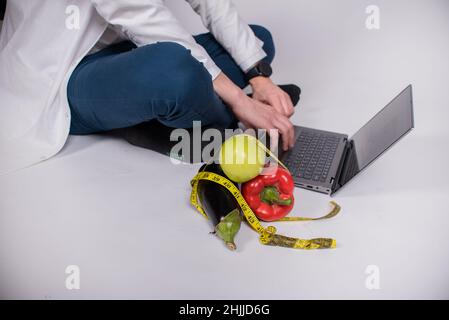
top-left (1, 0), bottom-right (449, 299)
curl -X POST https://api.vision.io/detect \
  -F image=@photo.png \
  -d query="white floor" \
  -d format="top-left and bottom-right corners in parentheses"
top-left (1, 0), bottom-right (449, 299)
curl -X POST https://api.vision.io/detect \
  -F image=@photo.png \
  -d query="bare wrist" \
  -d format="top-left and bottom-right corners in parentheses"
top-left (213, 72), bottom-right (247, 110)
top-left (228, 90), bottom-right (248, 111)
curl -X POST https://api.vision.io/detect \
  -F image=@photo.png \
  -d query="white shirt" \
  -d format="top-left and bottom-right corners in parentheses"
top-left (0, 0), bottom-right (266, 175)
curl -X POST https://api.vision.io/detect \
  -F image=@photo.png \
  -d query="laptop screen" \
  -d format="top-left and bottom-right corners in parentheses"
top-left (350, 85), bottom-right (414, 172)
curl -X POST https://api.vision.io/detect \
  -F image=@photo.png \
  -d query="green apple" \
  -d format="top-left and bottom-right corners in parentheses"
top-left (219, 134), bottom-right (266, 183)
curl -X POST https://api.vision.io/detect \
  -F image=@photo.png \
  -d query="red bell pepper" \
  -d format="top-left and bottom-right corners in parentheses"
top-left (242, 166), bottom-right (295, 222)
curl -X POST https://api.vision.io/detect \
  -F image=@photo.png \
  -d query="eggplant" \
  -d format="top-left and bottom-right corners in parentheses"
top-left (197, 163), bottom-right (242, 250)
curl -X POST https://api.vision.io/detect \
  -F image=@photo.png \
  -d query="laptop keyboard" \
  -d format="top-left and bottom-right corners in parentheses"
top-left (284, 131), bottom-right (340, 182)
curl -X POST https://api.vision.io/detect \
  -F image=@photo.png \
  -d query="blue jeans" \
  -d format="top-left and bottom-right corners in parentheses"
top-left (68, 25), bottom-right (275, 135)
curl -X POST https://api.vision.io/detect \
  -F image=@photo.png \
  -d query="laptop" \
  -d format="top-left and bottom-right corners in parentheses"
top-left (279, 85), bottom-right (414, 195)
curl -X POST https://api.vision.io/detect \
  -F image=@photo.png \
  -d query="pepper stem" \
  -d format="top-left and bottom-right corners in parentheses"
top-left (215, 209), bottom-right (241, 251)
top-left (260, 186), bottom-right (292, 206)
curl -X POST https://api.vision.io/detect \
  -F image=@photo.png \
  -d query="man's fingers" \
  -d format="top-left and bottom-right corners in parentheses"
top-left (278, 115), bottom-right (295, 149)
top-left (282, 93), bottom-right (295, 117)
top-left (267, 127), bottom-right (280, 152)
top-left (269, 95), bottom-right (285, 116)
top-left (272, 117), bottom-right (291, 151)
top-left (268, 93), bottom-right (294, 117)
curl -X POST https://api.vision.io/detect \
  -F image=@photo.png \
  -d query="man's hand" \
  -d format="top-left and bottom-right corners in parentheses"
top-left (213, 72), bottom-right (295, 151)
top-left (230, 94), bottom-right (295, 151)
top-left (250, 77), bottom-right (295, 118)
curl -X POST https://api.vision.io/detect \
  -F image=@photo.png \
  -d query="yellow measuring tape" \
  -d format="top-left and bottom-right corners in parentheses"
top-left (190, 171), bottom-right (341, 250)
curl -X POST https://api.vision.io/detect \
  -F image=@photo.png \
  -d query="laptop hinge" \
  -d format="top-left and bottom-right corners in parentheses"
top-left (333, 139), bottom-right (361, 192)
top-left (331, 139), bottom-right (350, 193)
top-left (333, 139), bottom-right (360, 194)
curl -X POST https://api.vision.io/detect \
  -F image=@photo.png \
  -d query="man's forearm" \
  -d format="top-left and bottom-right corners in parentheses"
top-left (212, 72), bottom-right (246, 111)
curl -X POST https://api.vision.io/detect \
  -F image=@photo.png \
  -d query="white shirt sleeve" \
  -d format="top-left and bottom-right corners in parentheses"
top-left (90, 0), bottom-right (222, 79)
top-left (187, 0), bottom-right (267, 72)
